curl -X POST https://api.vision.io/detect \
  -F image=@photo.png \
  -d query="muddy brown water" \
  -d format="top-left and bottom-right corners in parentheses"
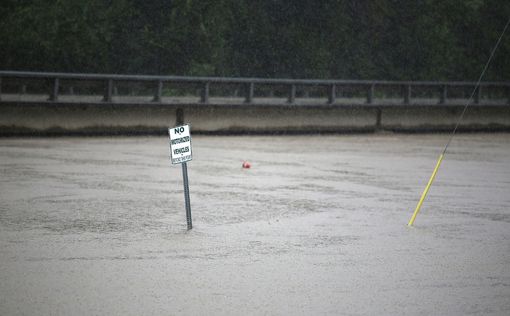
top-left (1, 134), bottom-right (509, 315)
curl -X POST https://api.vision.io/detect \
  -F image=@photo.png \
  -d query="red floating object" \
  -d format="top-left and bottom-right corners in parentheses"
top-left (242, 161), bottom-right (251, 169)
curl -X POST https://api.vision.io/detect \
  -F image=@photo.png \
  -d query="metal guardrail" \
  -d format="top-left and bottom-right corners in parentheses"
top-left (1, 70), bottom-right (509, 105)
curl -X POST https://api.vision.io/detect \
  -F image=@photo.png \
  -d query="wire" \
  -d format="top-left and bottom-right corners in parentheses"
top-left (442, 17), bottom-right (510, 155)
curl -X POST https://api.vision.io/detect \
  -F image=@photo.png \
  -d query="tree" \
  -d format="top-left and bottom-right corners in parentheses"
top-left (0, 0), bottom-right (508, 81)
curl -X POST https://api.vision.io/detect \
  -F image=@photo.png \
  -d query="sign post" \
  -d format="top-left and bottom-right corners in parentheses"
top-left (169, 124), bottom-right (193, 230)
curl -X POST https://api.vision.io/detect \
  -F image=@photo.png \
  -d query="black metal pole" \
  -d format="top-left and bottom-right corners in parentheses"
top-left (182, 162), bottom-right (192, 230)
top-left (287, 84), bottom-right (296, 104)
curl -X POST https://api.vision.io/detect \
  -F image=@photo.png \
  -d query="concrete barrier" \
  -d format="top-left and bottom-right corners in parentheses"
top-left (1, 101), bottom-right (509, 135)
top-left (380, 105), bottom-right (510, 132)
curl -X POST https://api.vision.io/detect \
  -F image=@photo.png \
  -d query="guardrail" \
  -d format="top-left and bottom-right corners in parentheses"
top-left (1, 70), bottom-right (509, 105)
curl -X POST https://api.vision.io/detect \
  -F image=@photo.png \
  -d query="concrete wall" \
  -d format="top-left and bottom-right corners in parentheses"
top-left (1, 101), bottom-right (509, 135)
top-left (381, 105), bottom-right (510, 132)
top-left (186, 105), bottom-right (377, 133)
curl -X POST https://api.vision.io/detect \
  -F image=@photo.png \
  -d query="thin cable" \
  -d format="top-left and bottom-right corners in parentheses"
top-left (442, 17), bottom-right (510, 155)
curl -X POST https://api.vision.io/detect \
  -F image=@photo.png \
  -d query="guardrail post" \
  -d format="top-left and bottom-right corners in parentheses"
top-left (367, 84), bottom-right (374, 104)
top-left (328, 84), bottom-right (336, 104)
top-left (153, 80), bottom-right (163, 102)
top-left (200, 82), bottom-right (210, 103)
top-left (287, 84), bottom-right (296, 104)
top-left (439, 85), bottom-right (447, 104)
top-left (103, 79), bottom-right (113, 102)
top-left (245, 82), bottom-right (254, 103)
top-left (474, 86), bottom-right (481, 104)
top-left (49, 78), bottom-right (59, 101)
top-left (404, 85), bottom-right (411, 104)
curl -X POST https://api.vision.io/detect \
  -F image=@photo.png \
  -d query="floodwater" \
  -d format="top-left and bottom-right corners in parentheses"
top-left (1, 134), bottom-right (509, 315)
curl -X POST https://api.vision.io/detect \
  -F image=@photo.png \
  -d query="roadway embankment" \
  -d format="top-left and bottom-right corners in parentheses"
top-left (1, 101), bottom-right (509, 135)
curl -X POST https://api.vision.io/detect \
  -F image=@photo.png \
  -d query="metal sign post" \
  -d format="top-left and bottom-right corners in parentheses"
top-left (169, 124), bottom-right (193, 230)
top-left (181, 162), bottom-right (192, 230)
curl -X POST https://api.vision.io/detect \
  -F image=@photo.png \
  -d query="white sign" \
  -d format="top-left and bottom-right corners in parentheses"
top-left (169, 124), bottom-right (192, 164)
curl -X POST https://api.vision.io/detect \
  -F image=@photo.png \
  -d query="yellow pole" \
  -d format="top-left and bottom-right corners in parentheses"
top-left (408, 154), bottom-right (444, 226)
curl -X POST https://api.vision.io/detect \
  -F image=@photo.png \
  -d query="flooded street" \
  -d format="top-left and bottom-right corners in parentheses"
top-left (1, 134), bottom-right (509, 315)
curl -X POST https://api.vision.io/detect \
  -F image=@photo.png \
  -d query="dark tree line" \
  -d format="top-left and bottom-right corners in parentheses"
top-left (1, 0), bottom-right (509, 81)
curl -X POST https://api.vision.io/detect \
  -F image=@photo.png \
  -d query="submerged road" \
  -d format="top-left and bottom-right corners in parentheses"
top-left (1, 134), bottom-right (509, 315)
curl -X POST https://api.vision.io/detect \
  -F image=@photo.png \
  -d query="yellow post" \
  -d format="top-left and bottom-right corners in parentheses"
top-left (408, 154), bottom-right (444, 226)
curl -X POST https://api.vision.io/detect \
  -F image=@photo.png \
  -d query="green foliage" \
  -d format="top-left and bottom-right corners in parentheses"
top-left (0, 0), bottom-right (509, 80)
